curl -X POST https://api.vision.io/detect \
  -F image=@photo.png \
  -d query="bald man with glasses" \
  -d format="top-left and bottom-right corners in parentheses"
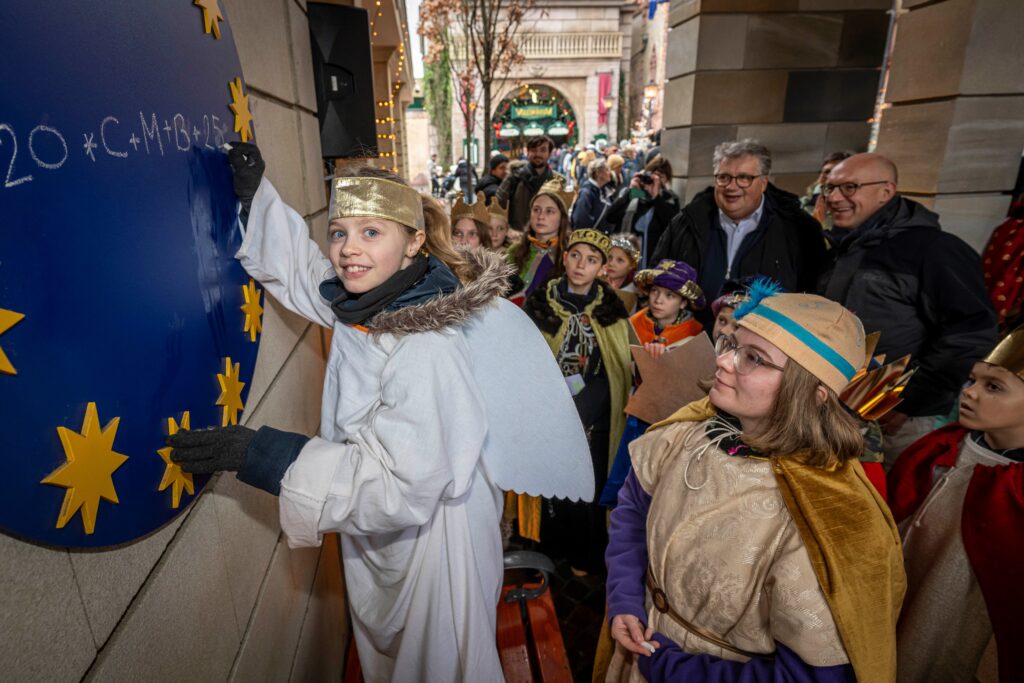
top-left (818, 153), bottom-right (997, 466)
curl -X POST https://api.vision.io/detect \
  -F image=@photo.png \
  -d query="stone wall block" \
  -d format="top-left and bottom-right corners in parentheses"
top-left (249, 95), bottom-right (307, 214)
top-left (772, 172), bottom-right (819, 197)
top-left (690, 125), bottom-right (740, 176)
top-left (0, 535), bottom-right (97, 682)
top-left (70, 514), bottom-right (186, 648)
top-left (695, 15), bottom-right (747, 71)
top-left (241, 295), bottom-right (312, 424)
top-left (666, 17), bottom-right (699, 79)
top-left (289, 533), bottom-right (349, 683)
top-left (700, 0), bottom-right (799, 12)
top-left (662, 74), bottom-right (695, 129)
top-left (246, 323), bottom-right (326, 438)
top-left (221, 0), bottom-right (293, 103)
top-left (86, 495), bottom-right (241, 682)
top-left (692, 71), bottom-right (788, 125)
top-left (743, 14), bottom-right (843, 69)
top-left (661, 127), bottom-right (692, 177)
top-left (685, 175), bottom-right (715, 203)
top-left (937, 96), bottom-right (1024, 194)
top-left (960, 0), bottom-right (1024, 95)
top-left (734, 123), bottom-right (829, 174)
top-left (824, 121), bottom-right (870, 155)
top-left (885, 0), bottom-right (972, 103)
top-left (933, 193), bottom-right (1014, 252)
top-left (288, 1), bottom-right (319, 112)
top-left (798, 0), bottom-right (890, 9)
top-left (229, 537), bottom-right (321, 683)
top-left (669, 0), bottom-right (700, 28)
top-left (211, 473), bottom-right (281, 631)
top-left (874, 100), bottom-right (956, 195)
top-left (835, 10), bottom-right (889, 68)
top-left (299, 112), bottom-right (328, 216)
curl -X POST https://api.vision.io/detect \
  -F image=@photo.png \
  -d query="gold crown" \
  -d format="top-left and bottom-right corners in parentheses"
top-left (534, 177), bottom-right (576, 213)
top-left (567, 228), bottom-right (611, 259)
top-left (451, 192), bottom-right (490, 227)
top-left (332, 177), bottom-right (424, 230)
top-left (984, 326), bottom-right (1024, 379)
top-left (487, 197), bottom-right (508, 221)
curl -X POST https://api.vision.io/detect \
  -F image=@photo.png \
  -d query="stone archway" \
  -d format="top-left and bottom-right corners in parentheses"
top-left (491, 83), bottom-right (580, 154)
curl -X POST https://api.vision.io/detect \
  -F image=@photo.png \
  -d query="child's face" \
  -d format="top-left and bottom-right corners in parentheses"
top-left (488, 216), bottom-right (509, 246)
top-left (649, 285), bottom-right (685, 324)
top-left (452, 218), bottom-right (482, 249)
top-left (562, 243), bottom-right (605, 292)
top-left (959, 362), bottom-right (1024, 434)
top-left (530, 195), bottom-right (561, 240)
top-left (605, 247), bottom-right (634, 281)
top-left (328, 216), bottom-right (423, 294)
top-left (713, 305), bottom-right (737, 340)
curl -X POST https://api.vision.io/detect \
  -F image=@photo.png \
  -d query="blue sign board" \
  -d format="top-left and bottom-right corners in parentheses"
top-left (0, 2), bottom-right (261, 547)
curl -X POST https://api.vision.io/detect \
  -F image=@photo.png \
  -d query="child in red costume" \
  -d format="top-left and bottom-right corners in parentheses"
top-left (888, 327), bottom-right (1024, 682)
top-left (629, 259), bottom-right (705, 359)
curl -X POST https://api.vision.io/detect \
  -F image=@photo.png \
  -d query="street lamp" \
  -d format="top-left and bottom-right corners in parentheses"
top-left (602, 93), bottom-right (615, 140)
top-left (643, 81), bottom-right (659, 135)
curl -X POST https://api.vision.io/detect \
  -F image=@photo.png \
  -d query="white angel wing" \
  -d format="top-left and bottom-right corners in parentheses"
top-left (462, 298), bottom-right (594, 502)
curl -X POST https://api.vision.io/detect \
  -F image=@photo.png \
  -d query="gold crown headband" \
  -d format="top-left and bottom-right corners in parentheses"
top-left (487, 197), bottom-right (509, 221)
top-left (567, 228), bottom-right (611, 259)
top-left (984, 327), bottom-right (1024, 379)
top-left (533, 177), bottom-right (576, 213)
top-left (331, 177), bottom-right (425, 231)
top-left (451, 192), bottom-right (491, 226)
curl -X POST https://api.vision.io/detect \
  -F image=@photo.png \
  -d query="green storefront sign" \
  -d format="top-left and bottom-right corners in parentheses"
top-left (511, 104), bottom-right (557, 120)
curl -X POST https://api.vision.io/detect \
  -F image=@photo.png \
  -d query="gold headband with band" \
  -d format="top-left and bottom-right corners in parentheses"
top-left (567, 228), bottom-right (611, 259)
top-left (983, 327), bottom-right (1024, 379)
top-left (331, 177), bottom-right (425, 231)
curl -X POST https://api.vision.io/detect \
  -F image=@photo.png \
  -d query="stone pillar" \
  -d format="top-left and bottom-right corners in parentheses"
top-left (874, 0), bottom-right (1024, 250)
top-left (661, 0), bottom-right (891, 202)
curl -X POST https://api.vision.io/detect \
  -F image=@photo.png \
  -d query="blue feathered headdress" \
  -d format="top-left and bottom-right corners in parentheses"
top-left (732, 277), bottom-right (783, 320)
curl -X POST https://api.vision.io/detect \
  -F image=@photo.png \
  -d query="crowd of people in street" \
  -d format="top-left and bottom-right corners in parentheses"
top-left (168, 134), bottom-right (1021, 682)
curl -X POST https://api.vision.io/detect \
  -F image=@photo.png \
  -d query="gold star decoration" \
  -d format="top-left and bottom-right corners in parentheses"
top-left (0, 308), bottom-right (25, 375)
top-left (240, 278), bottom-right (263, 342)
top-left (156, 412), bottom-right (195, 509)
top-left (41, 403), bottom-right (129, 535)
top-left (194, 0), bottom-right (223, 39)
top-left (216, 357), bottom-right (245, 426)
top-left (229, 77), bottom-right (253, 142)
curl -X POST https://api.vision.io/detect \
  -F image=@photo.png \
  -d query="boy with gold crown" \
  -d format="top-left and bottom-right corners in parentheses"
top-left (888, 327), bottom-right (1024, 682)
top-left (520, 228), bottom-right (632, 574)
top-left (167, 143), bottom-right (595, 682)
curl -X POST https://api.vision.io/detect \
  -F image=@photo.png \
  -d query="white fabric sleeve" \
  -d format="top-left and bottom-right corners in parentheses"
top-left (277, 332), bottom-right (488, 546)
top-left (235, 177), bottom-right (335, 328)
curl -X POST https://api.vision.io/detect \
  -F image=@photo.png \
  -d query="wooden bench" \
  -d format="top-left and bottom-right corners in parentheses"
top-left (343, 550), bottom-right (572, 683)
top-left (498, 551), bottom-right (573, 683)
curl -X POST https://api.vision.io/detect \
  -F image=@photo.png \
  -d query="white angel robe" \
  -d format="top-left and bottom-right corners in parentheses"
top-left (236, 178), bottom-right (593, 682)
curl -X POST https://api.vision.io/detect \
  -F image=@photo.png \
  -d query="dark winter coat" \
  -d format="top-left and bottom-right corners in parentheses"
top-left (603, 187), bottom-right (681, 263)
top-left (651, 184), bottom-right (827, 311)
top-left (818, 195), bottom-right (997, 416)
top-left (477, 173), bottom-right (502, 200)
top-left (495, 161), bottom-right (565, 230)
top-left (571, 179), bottom-right (614, 232)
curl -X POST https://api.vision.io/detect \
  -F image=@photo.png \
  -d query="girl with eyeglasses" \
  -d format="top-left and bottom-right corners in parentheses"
top-left (602, 284), bottom-right (905, 683)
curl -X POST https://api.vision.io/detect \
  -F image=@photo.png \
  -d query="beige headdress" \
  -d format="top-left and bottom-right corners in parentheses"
top-left (331, 176), bottom-right (424, 230)
top-left (984, 327), bottom-right (1024, 379)
top-left (451, 192), bottom-right (491, 227)
top-left (487, 197), bottom-right (509, 221)
top-left (532, 177), bottom-right (576, 213)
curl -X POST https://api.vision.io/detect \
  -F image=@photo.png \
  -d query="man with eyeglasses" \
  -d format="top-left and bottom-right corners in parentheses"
top-left (651, 139), bottom-right (825, 329)
top-left (818, 152), bottom-right (997, 466)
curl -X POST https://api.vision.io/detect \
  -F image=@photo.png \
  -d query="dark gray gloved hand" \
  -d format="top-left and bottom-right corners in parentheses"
top-left (227, 142), bottom-right (265, 217)
top-left (167, 425), bottom-right (255, 474)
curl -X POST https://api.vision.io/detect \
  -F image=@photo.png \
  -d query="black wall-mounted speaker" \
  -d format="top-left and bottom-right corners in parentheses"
top-left (307, 3), bottom-right (378, 158)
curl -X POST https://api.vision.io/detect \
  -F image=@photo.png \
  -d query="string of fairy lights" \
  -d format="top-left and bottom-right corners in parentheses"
top-left (369, 0), bottom-right (408, 174)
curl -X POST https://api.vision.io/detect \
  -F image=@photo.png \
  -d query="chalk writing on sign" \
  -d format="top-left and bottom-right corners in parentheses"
top-left (0, 112), bottom-right (231, 189)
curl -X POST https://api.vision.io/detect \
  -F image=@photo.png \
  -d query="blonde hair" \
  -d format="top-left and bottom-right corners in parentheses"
top-left (744, 361), bottom-right (863, 468)
top-left (337, 166), bottom-right (472, 281)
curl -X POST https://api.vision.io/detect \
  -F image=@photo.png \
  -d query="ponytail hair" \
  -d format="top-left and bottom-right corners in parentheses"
top-left (336, 165), bottom-right (471, 281)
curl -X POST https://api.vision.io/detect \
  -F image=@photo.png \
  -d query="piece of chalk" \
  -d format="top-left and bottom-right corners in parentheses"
top-left (640, 641), bottom-right (656, 654)
top-left (221, 143), bottom-right (233, 152)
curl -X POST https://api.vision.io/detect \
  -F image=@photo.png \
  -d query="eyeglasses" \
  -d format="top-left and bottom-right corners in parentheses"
top-left (714, 173), bottom-right (762, 189)
top-left (822, 180), bottom-right (890, 198)
top-left (714, 334), bottom-right (786, 375)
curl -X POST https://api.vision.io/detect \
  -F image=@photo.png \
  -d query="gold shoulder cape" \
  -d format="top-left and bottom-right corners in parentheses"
top-left (652, 397), bottom-right (906, 683)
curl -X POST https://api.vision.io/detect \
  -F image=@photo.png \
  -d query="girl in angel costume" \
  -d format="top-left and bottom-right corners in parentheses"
top-left (169, 144), bottom-right (593, 682)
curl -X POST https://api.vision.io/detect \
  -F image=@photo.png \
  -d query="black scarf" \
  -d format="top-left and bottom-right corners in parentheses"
top-left (321, 254), bottom-right (430, 325)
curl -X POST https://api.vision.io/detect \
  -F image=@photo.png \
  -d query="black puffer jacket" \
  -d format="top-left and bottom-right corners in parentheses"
top-left (651, 184), bottom-right (826, 310)
top-left (818, 196), bottom-right (997, 416)
top-left (477, 173), bottom-right (502, 200)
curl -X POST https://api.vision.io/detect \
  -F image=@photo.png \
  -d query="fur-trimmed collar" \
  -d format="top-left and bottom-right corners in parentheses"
top-left (524, 278), bottom-right (629, 336)
top-left (367, 248), bottom-right (512, 337)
